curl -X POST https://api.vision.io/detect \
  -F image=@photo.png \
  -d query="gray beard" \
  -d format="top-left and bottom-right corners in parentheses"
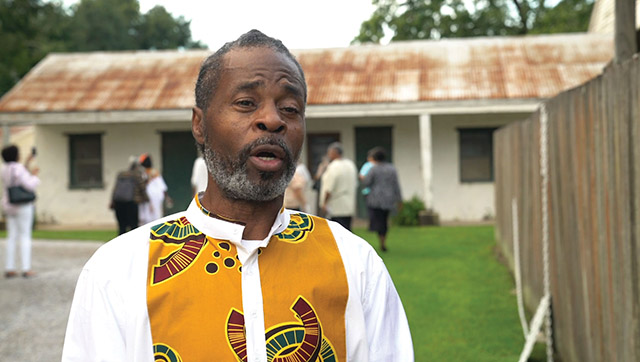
top-left (203, 137), bottom-right (297, 202)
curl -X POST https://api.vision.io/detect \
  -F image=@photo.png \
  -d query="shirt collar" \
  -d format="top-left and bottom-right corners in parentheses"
top-left (185, 194), bottom-right (290, 249)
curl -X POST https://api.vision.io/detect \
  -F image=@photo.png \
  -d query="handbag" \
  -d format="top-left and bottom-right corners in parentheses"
top-left (7, 164), bottom-right (36, 204)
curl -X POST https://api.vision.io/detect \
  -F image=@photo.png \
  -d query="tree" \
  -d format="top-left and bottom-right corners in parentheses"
top-left (531, 0), bottom-right (595, 34)
top-left (0, 0), bottom-right (71, 96)
top-left (137, 6), bottom-right (205, 50)
top-left (353, 0), bottom-right (595, 44)
top-left (68, 0), bottom-right (141, 51)
top-left (0, 0), bottom-right (205, 96)
top-left (68, 0), bottom-right (206, 51)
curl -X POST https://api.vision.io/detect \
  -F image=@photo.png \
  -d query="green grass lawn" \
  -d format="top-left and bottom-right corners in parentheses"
top-left (0, 229), bottom-right (116, 241)
top-left (353, 225), bottom-right (546, 362)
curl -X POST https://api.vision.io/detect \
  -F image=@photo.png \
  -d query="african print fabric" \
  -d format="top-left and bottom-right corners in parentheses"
top-left (146, 203), bottom-right (348, 361)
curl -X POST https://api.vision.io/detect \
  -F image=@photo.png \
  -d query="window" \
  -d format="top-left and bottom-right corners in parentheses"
top-left (306, 133), bottom-right (340, 176)
top-left (69, 134), bottom-right (103, 188)
top-left (458, 128), bottom-right (496, 182)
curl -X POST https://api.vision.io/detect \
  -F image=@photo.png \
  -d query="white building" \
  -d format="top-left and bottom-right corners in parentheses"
top-left (0, 33), bottom-right (613, 226)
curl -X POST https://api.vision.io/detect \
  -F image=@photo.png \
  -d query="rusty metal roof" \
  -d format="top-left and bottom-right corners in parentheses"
top-left (0, 33), bottom-right (613, 113)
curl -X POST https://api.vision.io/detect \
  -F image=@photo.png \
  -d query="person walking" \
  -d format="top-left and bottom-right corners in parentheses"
top-left (362, 147), bottom-right (402, 252)
top-left (320, 142), bottom-right (358, 230)
top-left (110, 156), bottom-right (148, 234)
top-left (2, 145), bottom-right (39, 278)
top-left (137, 154), bottom-right (172, 225)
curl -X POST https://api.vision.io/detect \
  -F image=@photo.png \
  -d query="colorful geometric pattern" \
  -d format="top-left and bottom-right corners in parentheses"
top-left (274, 213), bottom-right (314, 244)
top-left (204, 241), bottom-right (242, 276)
top-left (226, 309), bottom-right (248, 361)
top-left (153, 343), bottom-right (183, 362)
top-left (147, 207), bottom-right (347, 361)
top-left (149, 217), bottom-right (207, 285)
top-left (226, 296), bottom-right (337, 362)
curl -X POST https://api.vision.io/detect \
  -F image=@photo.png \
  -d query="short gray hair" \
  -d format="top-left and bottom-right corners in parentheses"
top-left (328, 142), bottom-right (343, 155)
top-left (194, 29), bottom-right (307, 114)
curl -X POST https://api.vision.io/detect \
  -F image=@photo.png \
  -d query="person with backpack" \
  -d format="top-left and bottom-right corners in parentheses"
top-left (110, 156), bottom-right (148, 235)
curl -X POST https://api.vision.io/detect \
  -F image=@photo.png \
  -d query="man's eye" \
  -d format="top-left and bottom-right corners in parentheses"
top-left (236, 100), bottom-right (254, 107)
top-left (281, 106), bottom-right (299, 114)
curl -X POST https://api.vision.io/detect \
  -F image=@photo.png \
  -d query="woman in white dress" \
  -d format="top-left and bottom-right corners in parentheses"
top-left (138, 154), bottom-right (171, 225)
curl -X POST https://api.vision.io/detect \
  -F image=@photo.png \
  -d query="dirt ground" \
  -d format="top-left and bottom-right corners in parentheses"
top-left (0, 239), bottom-right (103, 362)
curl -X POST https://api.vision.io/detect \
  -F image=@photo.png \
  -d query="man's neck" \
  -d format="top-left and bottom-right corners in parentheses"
top-left (199, 188), bottom-right (283, 240)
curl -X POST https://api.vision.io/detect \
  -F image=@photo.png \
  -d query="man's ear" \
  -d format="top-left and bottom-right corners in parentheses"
top-left (192, 107), bottom-right (205, 145)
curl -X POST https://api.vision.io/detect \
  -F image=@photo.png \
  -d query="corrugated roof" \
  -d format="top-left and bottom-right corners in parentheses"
top-left (0, 33), bottom-right (613, 113)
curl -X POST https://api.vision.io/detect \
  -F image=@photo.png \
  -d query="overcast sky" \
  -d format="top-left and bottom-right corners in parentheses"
top-left (64, 0), bottom-right (379, 51)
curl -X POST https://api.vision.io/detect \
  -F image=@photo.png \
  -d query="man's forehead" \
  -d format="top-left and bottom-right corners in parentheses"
top-left (221, 47), bottom-right (303, 81)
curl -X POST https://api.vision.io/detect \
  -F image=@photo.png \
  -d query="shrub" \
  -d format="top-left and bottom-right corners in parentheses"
top-left (393, 196), bottom-right (426, 226)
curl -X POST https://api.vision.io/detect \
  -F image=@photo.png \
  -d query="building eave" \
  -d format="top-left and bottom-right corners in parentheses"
top-left (305, 98), bottom-right (543, 118)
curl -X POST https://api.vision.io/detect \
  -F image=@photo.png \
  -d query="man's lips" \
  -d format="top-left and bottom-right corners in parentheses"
top-left (248, 144), bottom-right (286, 172)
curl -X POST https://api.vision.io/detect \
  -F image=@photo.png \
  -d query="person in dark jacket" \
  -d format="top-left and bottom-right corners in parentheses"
top-left (110, 156), bottom-right (148, 234)
top-left (361, 147), bottom-right (402, 252)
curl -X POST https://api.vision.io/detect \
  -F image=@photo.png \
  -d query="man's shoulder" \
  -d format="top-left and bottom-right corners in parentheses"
top-left (341, 158), bottom-right (357, 172)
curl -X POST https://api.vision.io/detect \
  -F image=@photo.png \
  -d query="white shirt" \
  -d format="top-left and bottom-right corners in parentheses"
top-left (138, 174), bottom-right (167, 225)
top-left (190, 157), bottom-right (208, 194)
top-left (62, 199), bottom-right (414, 362)
top-left (320, 158), bottom-right (358, 217)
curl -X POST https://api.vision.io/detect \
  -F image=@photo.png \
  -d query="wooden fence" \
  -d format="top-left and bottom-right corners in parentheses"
top-left (494, 54), bottom-right (640, 362)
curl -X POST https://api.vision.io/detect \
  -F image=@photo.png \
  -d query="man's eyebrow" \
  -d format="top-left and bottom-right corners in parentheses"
top-left (235, 80), bottom-right (264, 93)
top-left (283, 83), bottom-right (304, 99)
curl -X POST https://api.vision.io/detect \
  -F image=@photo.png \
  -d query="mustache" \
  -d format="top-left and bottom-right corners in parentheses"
top-left (239, 137), bottom-right (294, 165)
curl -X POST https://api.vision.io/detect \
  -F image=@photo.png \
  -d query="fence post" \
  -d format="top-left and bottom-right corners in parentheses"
top-left (614, 0), bottom-right (637, 62)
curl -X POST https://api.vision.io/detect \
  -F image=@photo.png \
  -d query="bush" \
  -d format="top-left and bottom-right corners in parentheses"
top-left (393, 196), bottom-right (426, 226)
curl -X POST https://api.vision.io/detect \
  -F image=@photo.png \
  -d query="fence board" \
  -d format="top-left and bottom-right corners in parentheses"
top-left (494, 55), bottom-right (640, 362)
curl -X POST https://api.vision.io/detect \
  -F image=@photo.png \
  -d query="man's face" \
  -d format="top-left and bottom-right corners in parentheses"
top-left (327, 147), bottom-right (338, 161)
top-left (192, 47), bottom-right (306, 202)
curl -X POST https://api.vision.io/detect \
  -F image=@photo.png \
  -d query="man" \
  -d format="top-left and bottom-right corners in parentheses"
top-left (62, 30), bottom-right (413, 362)
top-left (320, 142), bottom-right (358, 230)
top-left (110, 156), bottom-right (148, 235)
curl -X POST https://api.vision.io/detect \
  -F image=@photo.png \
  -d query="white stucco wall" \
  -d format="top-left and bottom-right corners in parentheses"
top-left (430, 113), bottom-right (530, 221)
top-left (36, 116), bottom-right (423, 226)
top-left (35, 122), bottom-right (190, 226)
top-left (306, 115), bottom-right (423, 204)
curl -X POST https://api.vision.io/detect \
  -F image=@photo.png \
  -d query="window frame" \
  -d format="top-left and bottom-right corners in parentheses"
top-left (457, 127), bottom-right (497, 183)
top-left (68, 133), bottom-right (104, 189)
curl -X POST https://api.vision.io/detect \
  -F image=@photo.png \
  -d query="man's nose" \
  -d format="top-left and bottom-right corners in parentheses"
top-left (255, 103), bottom-right (286, 133)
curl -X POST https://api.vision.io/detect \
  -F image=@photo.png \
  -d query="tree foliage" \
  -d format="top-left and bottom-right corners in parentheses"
top-left (0, 0), bottom-right (70, 95)
top-left (353, 0), bottom-right (595, 44)
top-left (0, 0), bottom-right (205, 96)
top-left (138, 6), bottom-right (202, 50)
top-left (68, 0), bottom-right (141, 51)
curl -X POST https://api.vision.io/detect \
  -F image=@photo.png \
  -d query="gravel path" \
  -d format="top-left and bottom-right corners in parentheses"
top-left (0, 240), bottom-right (103, 362)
